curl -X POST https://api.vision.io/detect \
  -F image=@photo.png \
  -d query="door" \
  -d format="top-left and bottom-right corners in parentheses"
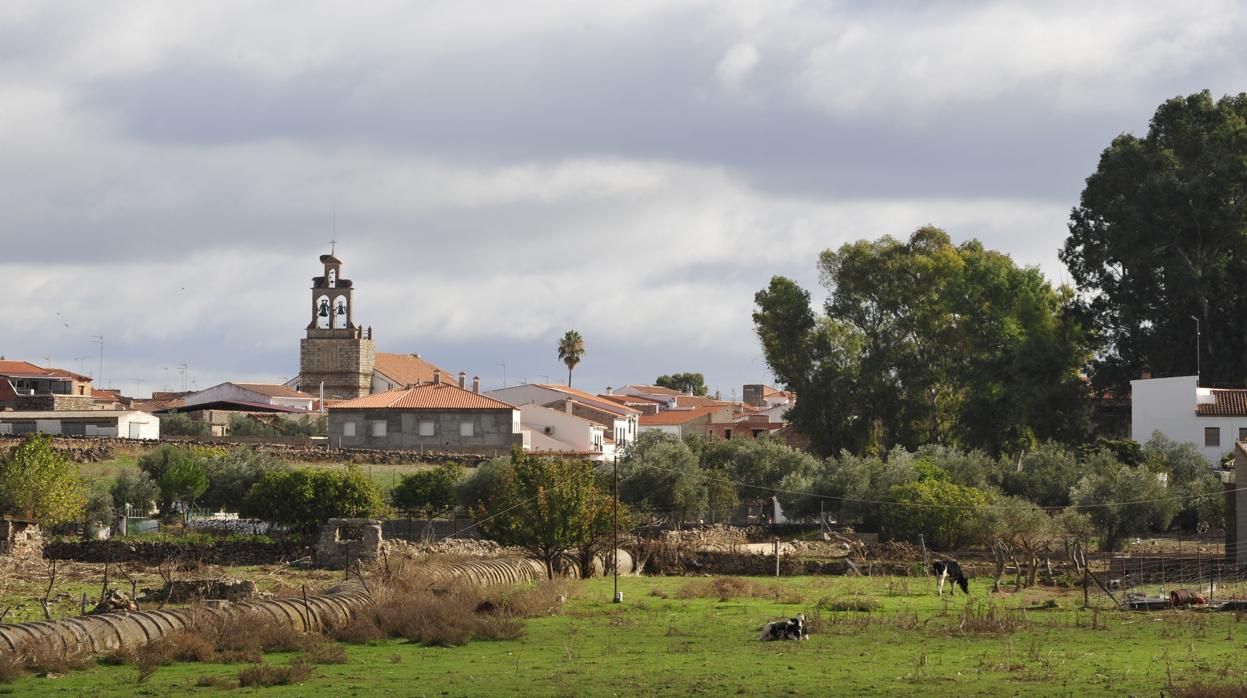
top-left (128, 422), bottom-right (142, 439)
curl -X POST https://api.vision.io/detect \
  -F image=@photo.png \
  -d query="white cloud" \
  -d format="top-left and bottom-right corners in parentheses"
top-left (716, 42), bottom-right (760, 88)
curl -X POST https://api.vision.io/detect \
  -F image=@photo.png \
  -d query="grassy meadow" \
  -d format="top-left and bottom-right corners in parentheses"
top-left (4, 574), bottom-right (1245, 697)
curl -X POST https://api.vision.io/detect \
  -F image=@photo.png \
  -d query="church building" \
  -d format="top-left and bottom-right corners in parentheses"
top-left (287, 252), bottom-right (466, 400)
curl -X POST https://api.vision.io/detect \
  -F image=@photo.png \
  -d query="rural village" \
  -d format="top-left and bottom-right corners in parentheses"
top-left (6, 4), bottom-right (1247, 697)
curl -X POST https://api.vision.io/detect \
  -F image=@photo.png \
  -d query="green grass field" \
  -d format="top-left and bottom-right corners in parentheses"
top-left (4, 574), bottom-right (1245, 696)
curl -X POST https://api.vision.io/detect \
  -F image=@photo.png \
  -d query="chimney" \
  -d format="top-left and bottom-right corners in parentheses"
top-left (606, 386), bottom-right (613, 395)
top-left (458, 371), bottom-right (466, 389)
top-left (433, 370), bottom-right (442, 385)
top-left (564, 399), bottom-right (574, 414)
top-left (472, 376), bottom-right (480, 393)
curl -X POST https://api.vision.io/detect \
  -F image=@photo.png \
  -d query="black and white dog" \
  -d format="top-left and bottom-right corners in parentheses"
top-left (759, 613), bottom-right (809, 641)
top-left (932, 560), bottom-right (969, 596)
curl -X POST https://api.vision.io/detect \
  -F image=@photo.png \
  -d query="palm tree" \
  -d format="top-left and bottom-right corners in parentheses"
top-left (557, 330), bottom-right (585, 387)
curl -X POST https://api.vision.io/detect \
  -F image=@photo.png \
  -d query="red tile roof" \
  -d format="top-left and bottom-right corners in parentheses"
top-left (373, 353), bottom-right (455, 387)
top-left (639, 405), bottom-right (731, 426)
top-left (0, 361), bottom-right (76, 379)
top-left (535, 385), bottom-right (640, 415)
top-left (331, 383), bottom-right (517, 411)
top-left (598, 393), bottom-right (664, 406)
top-left (1197, 389), bottom-right (1247, 416)
top-left (623, 384), bottom-right (682, 396)
top-left (235, 383), bottom-right (314, 399)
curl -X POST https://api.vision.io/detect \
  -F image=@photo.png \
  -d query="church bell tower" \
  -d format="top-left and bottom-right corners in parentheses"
top-left (298, 253), bottom-right (376, 399)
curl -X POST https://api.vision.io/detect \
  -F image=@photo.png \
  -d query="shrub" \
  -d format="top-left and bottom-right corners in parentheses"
top-left (237, 659), bottom-right (312, 687)
top-left (331, 615), bottom-right (386, 644)
top-left (18, 638), bottom-right (92, 675)
top-left (0, 434), bottom-right (86, 525)
top-left (878, 479), bottom-right (993, 548)
top-left (110, 469), bottom-right (159, 513)
top-left (0, 653), bottom-right (24, 683)
top-left (241, 467), bottom-right (386, 535)
top-left (199, 447), bottom-right (290, 512)
top-left (195, 675), bottom-right (238, 689)
top-left (393, 463), bottom-right (462, 520)
top-left (301, 642), bottom-right (348, 665)
top-left (138, 446), bottom-right (210, 516)
top-left (159, 412), bottom-right (210, 436)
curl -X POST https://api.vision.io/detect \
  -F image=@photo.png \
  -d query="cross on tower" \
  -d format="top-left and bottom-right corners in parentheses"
top-left (329, 234), bottom-right (337, 256)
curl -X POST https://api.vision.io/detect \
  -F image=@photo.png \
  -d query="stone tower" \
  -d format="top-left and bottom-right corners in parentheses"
top-left (298, 253), bottom-right (375, 399)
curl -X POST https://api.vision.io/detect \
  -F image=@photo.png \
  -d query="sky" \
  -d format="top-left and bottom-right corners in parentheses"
top-left (4, 1), bottom-right (1247, 399)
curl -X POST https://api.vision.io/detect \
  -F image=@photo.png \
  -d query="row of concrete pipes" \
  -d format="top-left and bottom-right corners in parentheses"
top-left (0, 550), bottom-right (637, 660)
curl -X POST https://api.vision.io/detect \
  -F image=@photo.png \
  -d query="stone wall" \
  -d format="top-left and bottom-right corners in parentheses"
top-left (299, 335), bottom-right (375, 399)
top-left (44, 538), bottom-right (306, 565)
top-left (316, 518), bottom-right (383, 569)
top-left (14, 394), bottom-right (98, 411)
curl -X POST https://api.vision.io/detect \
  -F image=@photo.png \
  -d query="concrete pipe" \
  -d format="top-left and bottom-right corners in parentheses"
top-left (0, 579), bottom-right (371, 660)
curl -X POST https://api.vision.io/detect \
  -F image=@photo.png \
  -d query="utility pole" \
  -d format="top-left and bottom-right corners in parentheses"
top-left (90, 336), bottom-right (104, 387)
top-left (613, 452), bottom-right (621, 603)
top-left (179, 363), bottom-right (188, 392)
top-left (1191, 315), bottom-right (1201, 384)
top-left (498, 363), bottom-right (507, 389)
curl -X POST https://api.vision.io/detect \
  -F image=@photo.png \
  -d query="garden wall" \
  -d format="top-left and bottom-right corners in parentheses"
top-left (44, 538), bottom-right (308, 566)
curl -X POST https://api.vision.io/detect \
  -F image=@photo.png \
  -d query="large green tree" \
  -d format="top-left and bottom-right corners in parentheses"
top-left (473, 452), bottom-right (615, 579)
top-left (1061, 91), bottom-right (1247, 394)
top-left (0, 435), bottom-right (86, 525)
top-left (754, 227), bottom-right (1094, 456)
top-left (241, 467), bottom-right (386, 535)
top-left (654, 372), bottom-right (708, 396)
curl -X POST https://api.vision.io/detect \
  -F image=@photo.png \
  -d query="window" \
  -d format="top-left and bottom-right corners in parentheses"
top-left (419, 420), bottom-right (435, 436)
top-left (723, 428), bottom-right (732, 440)
top-left (371, 420), bottom-right (387, 437)
top-left (342, 422), bottom-right (355, 437)
top-left (1239, 427), bottom-right (1247, 442)
top-left (1205, 427), bottom-right (1220, 448)
top-left (460, 421), bottom-right (474, 437)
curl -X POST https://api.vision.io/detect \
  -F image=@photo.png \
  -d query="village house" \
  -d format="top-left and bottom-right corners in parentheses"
top-left (638, 404), bottom-right (736, 438)
top-left (486, 384), bottom-right (639, 447)
top-left (0, 410), bottom-right (160, 439)
top-left (1131, 374), bottom-right (1247, 464)
top-left (518, 403), bottom-right (614, 461)
top-left (0, 360), bottom-right (97, 411)
top-left (328, 372), bottom-right (523, 452)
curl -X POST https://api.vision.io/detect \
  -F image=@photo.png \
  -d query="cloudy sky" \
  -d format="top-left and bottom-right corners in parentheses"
top-left (4, 1), bottom-right (1247, 398)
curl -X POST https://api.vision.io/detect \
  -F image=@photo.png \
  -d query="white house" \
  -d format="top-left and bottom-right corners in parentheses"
top-left (0, 411), bottom-right (160, 439)
top-left (1131, 374), bottom-right (1247, 464)
top-left (486, 384), bottom-right (639, 447)
top-left (518, 404), bottom-right (613, 461)
top-left (182, 382), bottom-right (316, 412)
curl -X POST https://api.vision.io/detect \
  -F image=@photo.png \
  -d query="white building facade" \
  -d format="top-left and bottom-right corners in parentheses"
top-left (1131, 374), bottom-right (1247, 464)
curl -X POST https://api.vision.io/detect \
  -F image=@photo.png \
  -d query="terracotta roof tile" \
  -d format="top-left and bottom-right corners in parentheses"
top-left (373, 353), bottom-right (456, 387)
top-left (1197, 389), bottom-right (1247, 416)
top-left (639, 405), bottom-right (730, 426)
top-left (623, 384), bottom-right (682, 396)
top-left (331, 383), bottom-right (517, 411)
top-left (534, 385), bottom-right (640, 415)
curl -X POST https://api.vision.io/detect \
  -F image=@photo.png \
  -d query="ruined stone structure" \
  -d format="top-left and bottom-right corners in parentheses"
top-left (298, 254), bottom-right (376, 400)
top-left (316, 518), bottom-right (384, 569)
top-left (0, 518), bottom-right (43, 557)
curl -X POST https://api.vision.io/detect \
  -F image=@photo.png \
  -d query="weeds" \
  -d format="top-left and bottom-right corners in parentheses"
top-left (301, 642), bottom-right (348, 665)
top-left (237, 658), bottom-right (313, 688)
top-left (194, 675), bottom-right (238, 690)
top-left (955, 602), bottom-right (1028, 635)
top-left (0, 653), bottom-right (23, 684)
top-left (676, 577), bottom-right (801, 603)
top-left (818, 595), bottom-right (880, 612)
